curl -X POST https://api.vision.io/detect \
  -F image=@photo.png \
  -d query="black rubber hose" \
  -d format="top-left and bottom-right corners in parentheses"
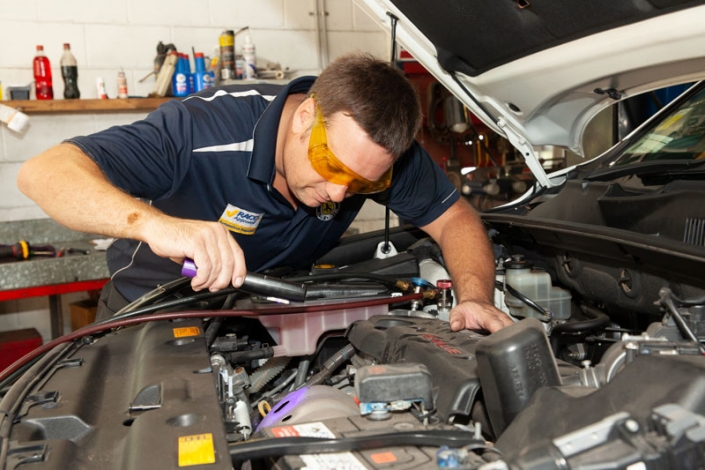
top-left (551, 305), bottom-right (611, 335)
top-left (495, 280), bottom-right (551, 318)
top-left (115, 276), bottom-right (193, 315)
top-left (204, 318), bottom-right (224, 348)
top-left (97, 288), bottom-right (235, 326)
top-left (305, 283), bottom-right (389, 299)
top-left (225, 347), bottom-right (274, 364)
top-left (669, 292), bottom-right (705, 307)
top-left (301, 343), bottom-right (356, 389)
top-left (288, 272), bottom-right (404, 290)
top-left (230, 430), bottom-right (485, 463)
top-left (659, 288), bottom-right (705, 353)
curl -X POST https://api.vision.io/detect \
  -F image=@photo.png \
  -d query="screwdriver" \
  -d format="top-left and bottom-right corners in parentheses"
top-left (0, 240), bottom-right (56, 260)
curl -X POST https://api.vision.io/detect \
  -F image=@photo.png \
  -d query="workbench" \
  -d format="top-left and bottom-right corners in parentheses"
top-left (0, 219), bottom-right (110, 339)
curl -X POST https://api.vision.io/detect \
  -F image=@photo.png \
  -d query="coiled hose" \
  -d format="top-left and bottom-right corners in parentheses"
top-left (249, 356), bottom-right (290, 394)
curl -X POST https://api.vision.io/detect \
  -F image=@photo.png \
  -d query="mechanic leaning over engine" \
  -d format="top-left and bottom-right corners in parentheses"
top-left (17, 53), bottom-right (512, 333)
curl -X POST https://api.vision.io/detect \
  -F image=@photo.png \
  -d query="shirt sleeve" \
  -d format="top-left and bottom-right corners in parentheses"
top-left (65, 100), bottom-right (194, 201)
top-left (372, 141), bottom-right (460, 227)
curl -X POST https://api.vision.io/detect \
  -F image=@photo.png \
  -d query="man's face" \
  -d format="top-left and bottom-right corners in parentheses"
top-left (284, 101), bottom-right (394, 208)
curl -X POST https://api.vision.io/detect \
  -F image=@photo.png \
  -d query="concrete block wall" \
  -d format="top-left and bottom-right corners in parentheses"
top-left (0, 0), bottom-right (396, 340)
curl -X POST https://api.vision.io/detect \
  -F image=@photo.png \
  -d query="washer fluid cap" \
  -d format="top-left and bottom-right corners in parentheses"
top-left (505, 254), bottom-right (534, 270)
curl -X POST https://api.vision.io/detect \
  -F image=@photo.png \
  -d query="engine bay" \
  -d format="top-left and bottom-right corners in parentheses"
top-left (2, 226), bottom-right (705, 470)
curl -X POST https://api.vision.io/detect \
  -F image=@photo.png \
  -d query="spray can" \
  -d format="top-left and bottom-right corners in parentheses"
top-left (96, 77), bottom-right (108, 99)
top-left (117, 71), bottom-right (128, 98)
top-left (219, 30), bottom-right (236, 81)
top-left (242, 34), bottom-right (256, 79)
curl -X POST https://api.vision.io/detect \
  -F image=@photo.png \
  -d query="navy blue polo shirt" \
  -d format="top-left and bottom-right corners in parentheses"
top-left (67, 77), bottom-right (459, 301)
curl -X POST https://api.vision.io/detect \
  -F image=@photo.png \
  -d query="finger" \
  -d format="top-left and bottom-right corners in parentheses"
top-left (449, 311), bottom-right (465, 331)
top-left (190, 250), bottom-right (212, 291)
top-left (228, 236), bottom-right (247, 287)
top-left (483, 312), bottom-right (514, 333)
top-left (210, 226), bottom-right (236, 291)
top-left (202, 227), bottom-right (226, 291)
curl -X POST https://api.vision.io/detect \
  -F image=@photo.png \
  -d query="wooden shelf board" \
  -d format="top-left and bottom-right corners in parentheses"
top-left (3, 98), bottom-right (175, 113)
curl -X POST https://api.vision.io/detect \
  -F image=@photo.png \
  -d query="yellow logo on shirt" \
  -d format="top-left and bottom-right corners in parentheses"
top-left (219, 204), bottom-right (263, 235)
top-left (316, 201), bottom-right (339, 221)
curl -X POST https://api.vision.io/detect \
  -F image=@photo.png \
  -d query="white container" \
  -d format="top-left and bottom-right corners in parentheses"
top-left (504, 263), bottom-right (572, 320)
top-left (238, 299), bottom-right (388, 356)
top-left (117, 71), bottom-right (128, 99)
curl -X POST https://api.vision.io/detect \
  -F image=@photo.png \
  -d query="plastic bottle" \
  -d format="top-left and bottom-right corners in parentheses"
top-left (60, 43), bottom-right (80, 99)
top-left (172, 53), bottom-right (189, 97)
top-left (33, 45), bottom-right (54, 100)
top-left (503, 254), bottom-right (572, 320)
top-left (185, 54), bottom-right (195, 94)
top-left (193, 52), bottom-right (214, 92)
top-left (242, 34), bottom-right (257, 79)
top-left (219, 30), bottom-right (236, 81)
top-left (117, 71), bottom-right (128, 99)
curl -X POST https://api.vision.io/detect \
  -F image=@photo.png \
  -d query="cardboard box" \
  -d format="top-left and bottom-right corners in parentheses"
top-left (0, 328), bottom-right (42, 371)
top-left (70, 299), bottom-right (98, 331)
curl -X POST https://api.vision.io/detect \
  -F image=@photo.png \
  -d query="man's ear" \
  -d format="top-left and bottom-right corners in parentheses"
top-left (292, 97), bottom-right (316, 135)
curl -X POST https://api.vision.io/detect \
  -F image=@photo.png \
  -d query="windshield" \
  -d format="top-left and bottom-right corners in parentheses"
top-left (610, 85), bottom-right (705, 166)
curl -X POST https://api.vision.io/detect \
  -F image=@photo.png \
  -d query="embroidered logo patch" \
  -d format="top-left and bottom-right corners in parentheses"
top-left (316, 201), bottom-right (339, 221)
top-left (219, 204), bottom-right (264, 235)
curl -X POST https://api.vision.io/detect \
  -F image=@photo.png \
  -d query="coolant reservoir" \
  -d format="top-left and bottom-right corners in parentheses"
top-left (504, 254), bottom-right (572, 320)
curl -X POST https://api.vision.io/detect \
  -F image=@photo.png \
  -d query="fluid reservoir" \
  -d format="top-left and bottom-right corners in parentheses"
top-left (504, 254), bottom-right (572, 320)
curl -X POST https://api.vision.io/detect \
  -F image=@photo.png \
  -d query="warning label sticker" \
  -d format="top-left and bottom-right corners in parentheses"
top-left (270, 422), bottom-right (365, 469)
top-left (173, 326), bottom-right (201, 338)
top-left (177, 433), bottom-right (216, 467)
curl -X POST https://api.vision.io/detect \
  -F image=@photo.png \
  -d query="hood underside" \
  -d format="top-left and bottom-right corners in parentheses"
top-left (356, 0), bottom-right (705, 186)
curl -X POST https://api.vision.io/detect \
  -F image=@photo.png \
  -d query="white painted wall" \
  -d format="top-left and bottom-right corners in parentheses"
top-left (0, 0), bottom-right (395, 341)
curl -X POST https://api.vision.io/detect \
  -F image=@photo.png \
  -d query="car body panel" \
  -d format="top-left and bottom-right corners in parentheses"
top-left (356, 0), bottom-right (705, 186)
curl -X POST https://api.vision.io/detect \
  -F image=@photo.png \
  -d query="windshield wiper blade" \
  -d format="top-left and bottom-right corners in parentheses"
top-left (586, 158), bottom-right (705, 181)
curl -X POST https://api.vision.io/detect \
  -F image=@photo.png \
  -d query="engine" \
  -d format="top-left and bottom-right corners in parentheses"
top-left (3, 231), bottom-right (705, 470)
top-left (199, 238), bottom-right (705, 469)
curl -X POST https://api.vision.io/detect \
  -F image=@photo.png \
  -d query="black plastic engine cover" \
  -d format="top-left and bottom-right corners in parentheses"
top-left (497, 354), bottom-right (705, 462)
top-left (347, 315), bottom-right (485, 421)
top-left (6, 320), bottom-right (230, 470)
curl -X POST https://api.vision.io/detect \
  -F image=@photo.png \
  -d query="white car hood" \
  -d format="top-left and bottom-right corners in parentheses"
top-left (355, 0), bottom-right (705, 187)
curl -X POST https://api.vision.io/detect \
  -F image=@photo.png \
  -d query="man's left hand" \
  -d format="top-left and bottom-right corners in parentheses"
top-left (449, 300), bottom-right (514, 333)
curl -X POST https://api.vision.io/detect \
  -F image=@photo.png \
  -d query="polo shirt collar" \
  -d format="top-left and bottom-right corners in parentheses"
top-left (247, 76), bottom-right (316, 184)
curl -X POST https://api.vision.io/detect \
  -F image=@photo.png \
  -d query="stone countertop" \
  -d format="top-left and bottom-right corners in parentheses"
top-left (0, 219), bottom-right (110, 291)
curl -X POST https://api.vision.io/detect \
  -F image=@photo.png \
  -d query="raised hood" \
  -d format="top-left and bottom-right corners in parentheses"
top-left (356, 0), bottom-right (705, 187)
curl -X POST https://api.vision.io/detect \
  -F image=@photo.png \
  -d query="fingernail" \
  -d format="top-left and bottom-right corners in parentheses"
top-left (451, 320), bottom-right (462, 331)
top-left (235, 277), bottom-right (244, 287)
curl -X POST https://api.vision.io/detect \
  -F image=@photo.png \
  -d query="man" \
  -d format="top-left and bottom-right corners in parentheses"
top-left (17, 53), bottom-right (512, 332)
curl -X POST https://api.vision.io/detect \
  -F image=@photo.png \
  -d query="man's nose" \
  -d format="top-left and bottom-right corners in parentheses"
top-left (326, 183), bottom-right (349, 202)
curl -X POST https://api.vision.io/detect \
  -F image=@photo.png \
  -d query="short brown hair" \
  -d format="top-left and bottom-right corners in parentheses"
top-left (309, 53), bottom-right (422, 159)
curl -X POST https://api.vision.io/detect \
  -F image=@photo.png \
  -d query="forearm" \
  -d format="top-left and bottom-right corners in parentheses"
top-left (422, 199), bottom-right (510, 332)
top-left (17, 143), bottom-right (163, 242)
top-left (18, 143), bottom-right (248, 291)
top-left (428, 200), bottom-right (496, 304)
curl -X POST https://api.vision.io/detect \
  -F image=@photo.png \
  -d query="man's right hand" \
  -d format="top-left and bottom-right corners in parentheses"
top-left (143, 215), bottom-right (246, 292)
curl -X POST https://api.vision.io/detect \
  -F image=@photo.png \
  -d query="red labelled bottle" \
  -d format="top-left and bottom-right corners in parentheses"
top-left (33, 45), bottom-right (54, 100)
top-left (60, 43), bottom-right (80, 99)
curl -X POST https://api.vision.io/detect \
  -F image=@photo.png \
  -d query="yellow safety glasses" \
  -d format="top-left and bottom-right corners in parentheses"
top-left (308, 100), bottom-right (392, 194)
